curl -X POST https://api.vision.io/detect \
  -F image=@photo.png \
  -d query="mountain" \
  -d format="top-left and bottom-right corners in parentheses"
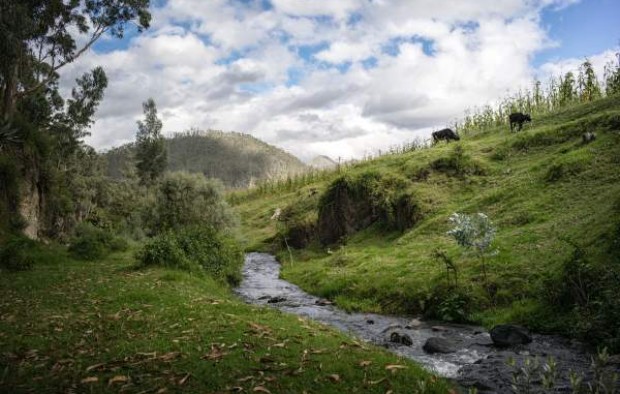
top-left (103, 130), bottom-right (307, 188)
top-left (309, 155), bottom-right (338, 169)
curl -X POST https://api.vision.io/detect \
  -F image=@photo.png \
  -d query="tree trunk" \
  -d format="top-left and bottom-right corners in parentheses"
top-left (1, 64), bottom-right (18, 121)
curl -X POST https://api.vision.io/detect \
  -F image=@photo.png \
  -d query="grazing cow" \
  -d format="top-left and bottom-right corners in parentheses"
top-left (432, 128), bottom-right (460, 144)
top-left (582, 132), bottom-right (596, 144)
top-left (509, 112), bottom-right (531, 132)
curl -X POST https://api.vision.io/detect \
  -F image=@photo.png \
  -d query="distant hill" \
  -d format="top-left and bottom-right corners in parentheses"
top-left (103, 130), bottom-right (307, 188)
top-left (309, 155), bottom-right (338, 169)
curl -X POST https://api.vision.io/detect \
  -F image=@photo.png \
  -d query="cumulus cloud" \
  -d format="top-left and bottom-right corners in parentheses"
top-left (56, 0), bottom-right (614, 161)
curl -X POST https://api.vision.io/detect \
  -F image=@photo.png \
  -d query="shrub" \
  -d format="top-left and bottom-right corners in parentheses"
top-left (68, 223), bottom-right (126, 260)
top-left (317, 171), bottom-right (421, 244)
top-left (175, 227), bottom-right (244, 285)
top-left (0, 235), bottom-right (36, 271)
top-left (545, 241), bottom-right (620, 352)
top-left (544, 152), bottom-right (591, 182)
top-left (430, 144), bottom-right (486, 177)
top-left (136, 232), bottom-right (197, 271)
top-left (424, 284), bottom-right (474, 323)
top-left (136, 227), bottom-right (243, 285)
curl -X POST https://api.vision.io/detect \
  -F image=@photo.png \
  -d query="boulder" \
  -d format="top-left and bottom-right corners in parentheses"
top-left (423, 337), bottom-right (456, 354)
top-left (490, 325), bottom-right (532, 347)
top-left (267, 296), bottom-right (287, 304)
top-left (315, 299), bottom-right (333, 306)
top-left (405, 318), bottom-right (422, 329)
top-left (389, 332), bottom-right (413, 346)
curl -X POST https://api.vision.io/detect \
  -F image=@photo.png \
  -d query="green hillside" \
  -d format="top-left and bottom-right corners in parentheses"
top-left (104, 130), bottom-right (307, 188)
top-left (233, 96), bottom-right (620, 349)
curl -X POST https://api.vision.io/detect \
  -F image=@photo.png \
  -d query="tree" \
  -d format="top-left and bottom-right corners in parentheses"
top-left (604, 51), bottom-right (620, 96)
top-left (135, 98), bottom-right (167, 186)
top-left (559, 72), bottom-right (577, 107)
top-left (578, 59), bottom-right (602, 103)
top-left (150, 172), bottom-right (236, 233)
top-left (0, 0), bottom-right (151, 120)
top-left (0, 0), bottom-right (151, 238)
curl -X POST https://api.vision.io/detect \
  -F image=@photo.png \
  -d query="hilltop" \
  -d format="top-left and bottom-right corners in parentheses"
top-left (232, 95), bottom-right (620, 350)
top-left (104, 130), bottom-right (307, 188)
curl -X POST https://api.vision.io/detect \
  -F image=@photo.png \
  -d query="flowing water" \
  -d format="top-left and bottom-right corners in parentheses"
top-left (235, 253), bottom-right (613, 392)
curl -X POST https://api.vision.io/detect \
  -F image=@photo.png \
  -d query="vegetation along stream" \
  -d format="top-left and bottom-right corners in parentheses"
top-left (236, 253), bottom-right (619, 393)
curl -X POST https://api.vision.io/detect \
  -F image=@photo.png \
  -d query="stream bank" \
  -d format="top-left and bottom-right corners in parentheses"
top-left (235, 253), bottom-right (616, 392)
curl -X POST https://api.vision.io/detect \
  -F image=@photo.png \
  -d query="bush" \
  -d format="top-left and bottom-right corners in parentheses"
top-left (136, 232), bottom-right (197, 271)
top-left (424, 284), bottom-right (475, 323)
top-left (545, 242), bottom-right (620, 352)
top-left (544, 152), bottom-right (591, 182)
top-left (430, 144), bottom-right (486, 177)
top-left (68, 223), bottom-right (127, 261)
top-left (0, 235), bottom-right (36, 271)
top-left (136, 227), bottom-right (243, 285)
top-left (317, 171), bottom-right (422, 245)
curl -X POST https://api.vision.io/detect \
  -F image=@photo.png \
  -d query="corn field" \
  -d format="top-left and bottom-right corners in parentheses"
top-left (228, 54), bottom-right (620, 204)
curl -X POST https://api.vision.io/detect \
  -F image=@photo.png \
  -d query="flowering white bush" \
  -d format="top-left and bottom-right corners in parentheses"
top-left (447, 212), bottom-right (497, 282)
top-left (447, 212), bottom-right (496, 254)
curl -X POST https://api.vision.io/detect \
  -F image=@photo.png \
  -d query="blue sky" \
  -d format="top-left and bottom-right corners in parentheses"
top-left (74, 0), bottom-right (619, 160)
top-left (535, 0), bottom-right (620, 66)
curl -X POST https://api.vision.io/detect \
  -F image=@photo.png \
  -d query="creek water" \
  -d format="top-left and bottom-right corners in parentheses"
top-left (235, 253), bottom-right (610, 392)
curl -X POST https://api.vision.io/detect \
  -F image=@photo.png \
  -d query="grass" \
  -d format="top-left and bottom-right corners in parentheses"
top-left (0, 247), bottom-right (450, 393)
top-left (232, 96), bottom-right (620, 335)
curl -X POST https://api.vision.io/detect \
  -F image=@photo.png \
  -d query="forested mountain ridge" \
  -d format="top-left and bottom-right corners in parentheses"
top-left (104, 130), bottom-right (307, 188)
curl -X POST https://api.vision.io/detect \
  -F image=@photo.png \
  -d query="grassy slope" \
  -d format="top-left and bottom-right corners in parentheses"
top-left (0, 249), bottom-right (449, 393)
top-left (233, 96), bottom-right (620, 329)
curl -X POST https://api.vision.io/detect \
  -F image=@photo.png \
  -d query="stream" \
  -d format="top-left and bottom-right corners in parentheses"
top-left (235, 253), bottom-right (614, 393)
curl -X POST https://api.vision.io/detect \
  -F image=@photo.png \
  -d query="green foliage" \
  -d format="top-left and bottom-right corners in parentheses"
top-left (456, 59), bottom-right (607, 135)
top-left (0, 235), bottom-right (36, 271)
top-left (430, 144), bottom-right (486, 177)
top-left (544, 151), bottom-right (591, 182)
top-left (545, 241), bottom-right (620, 351)
top-left (604, 51), bottom-right (620, 96)
top-left (151, 171), bottom-right (236, 234)
top-left (0, 155), bottom-right (24, 233)
top-left (424, 285), bottom-right (473, 323)
top-left (137, 227), bottom-right (243, 285)
top-left (0, 0), bottom-right (151, 239)
top-left (136, 231), bottom-right (198, 272)
top-left (106, 129), bottom-right (307, 188)
top-left (508, 350), bottom-right (619, 394)
top-left (317, 171), bottom-right (422, 244)
top-left (135, 98), bottom-right (167, 187)
top-left (68, 223), bottom-right (127, 261)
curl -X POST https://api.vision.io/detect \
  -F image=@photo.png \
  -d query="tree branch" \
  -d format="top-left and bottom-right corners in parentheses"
top-left (15, 25), bottom-right (109, 99)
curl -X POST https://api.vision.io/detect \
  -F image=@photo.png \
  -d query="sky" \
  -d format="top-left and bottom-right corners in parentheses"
top-left (61, 0), bottom-right (620, 161)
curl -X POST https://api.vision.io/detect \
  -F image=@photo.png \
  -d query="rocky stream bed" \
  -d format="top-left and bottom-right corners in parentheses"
top-left (235, 253), bottom-right (618, 393)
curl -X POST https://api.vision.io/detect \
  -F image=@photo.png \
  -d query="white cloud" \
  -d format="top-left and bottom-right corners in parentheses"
top-left (56, 0), bottom-right (615, 162)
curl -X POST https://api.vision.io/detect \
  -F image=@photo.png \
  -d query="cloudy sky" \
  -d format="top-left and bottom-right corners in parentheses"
top-left (62, 0), bottom-right (620, 161)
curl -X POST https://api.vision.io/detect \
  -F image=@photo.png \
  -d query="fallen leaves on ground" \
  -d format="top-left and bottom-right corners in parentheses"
top-left (327, 374), bottom-right (341, 383)
top-left (202, 344), bottom-right (228, 361)
top-left (80, 376), bottom-right (98, 384)
top-left (108, 375), bottom-right (129, 385)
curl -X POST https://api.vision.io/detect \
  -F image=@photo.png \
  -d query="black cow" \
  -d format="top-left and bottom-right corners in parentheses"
top-left (432, 128), bottom-right (460, 144)
top-left (509, 112), bottom-right (531, 131)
